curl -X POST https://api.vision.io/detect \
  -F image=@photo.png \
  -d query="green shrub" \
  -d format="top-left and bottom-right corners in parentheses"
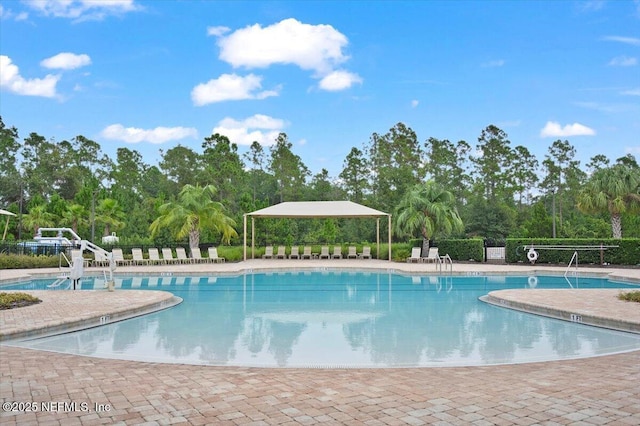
top-left (436, 238), bottom-right (484, 262)
top-left (0, 254), bottom-right (60, 269)
top-left (619, 291), bottom-right (640, 303)
top-left (0, 292), bottom-right (42, 310)
top-left (506, 238), bottom-right (640, 265)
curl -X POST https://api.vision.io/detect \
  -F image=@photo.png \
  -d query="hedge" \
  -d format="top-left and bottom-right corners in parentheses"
top-left (506, 238), bottom-right (640, 266)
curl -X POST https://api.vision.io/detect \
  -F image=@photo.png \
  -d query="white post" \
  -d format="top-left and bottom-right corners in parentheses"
top-left (243, 214), bottom-right (247, 261)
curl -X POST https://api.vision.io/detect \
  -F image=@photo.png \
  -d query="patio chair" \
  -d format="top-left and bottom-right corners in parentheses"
top-left (301, 246), bottom-right (313, 259)
top-left (175, 247), bottom-right (192, 264)
top-left (148, 248), bottom-right (163, 265)
top-left (161, 248), bottom-right (179, 264)
top-left (407, 247), bottom-right (422, 263)
top-left (208, 246), bottom-right (225, 263)
top-left (131, 248), bottom-right (148, 265)
top-left (92, 251), bottom-right (109, 267)
top-left (70, 249), bottom-right (89, 267)
top-left (289, 246), bottom-right (300, 259)
top-left (112, 248), bottom-right (131, 266)
top-left (332, 246), bottom-right (343, 259)
top-left (190, 247), bottom-right (210, 263)
top-left (262, 246), bottom-right (274, 259)
top-left (359, 246), bottom-right (372, 259)
top-left (347, 246), bottom-right (358, 259)
top-left (275, 246), bottom-right (287, 259)
top-left (319, 246), bottom-right (330, 259)
top-left (423, 247), bottom-right (440, 263)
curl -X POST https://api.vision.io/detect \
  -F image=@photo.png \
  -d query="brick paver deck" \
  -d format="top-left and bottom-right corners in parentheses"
top-left (1, 261), bottom-right (639, 425)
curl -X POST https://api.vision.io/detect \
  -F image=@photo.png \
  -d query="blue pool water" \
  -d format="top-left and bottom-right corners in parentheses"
top-left (4, 272), bottom-right (640, 368)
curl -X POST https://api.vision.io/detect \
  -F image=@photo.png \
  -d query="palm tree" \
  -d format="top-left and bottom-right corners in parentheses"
top-left (62, 203), bottom-right (88, 234)
top-left (577, 164), bottom-right (640, 238)
top-left (150, 184), bottom-right (237, 248)
top-left (96, 198), bottom-right (126, 237)
top-left (395, 181), bottom-right (464, 251)
top-left (22, 204), bottom-right (56, 236)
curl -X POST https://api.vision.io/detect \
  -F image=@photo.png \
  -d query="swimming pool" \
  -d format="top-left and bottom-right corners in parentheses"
top-left (4, 271), bottom-right (640, 368)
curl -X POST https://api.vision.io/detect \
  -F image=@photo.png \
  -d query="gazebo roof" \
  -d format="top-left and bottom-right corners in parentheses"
top-left (245, 201), bottom-right (389, 218)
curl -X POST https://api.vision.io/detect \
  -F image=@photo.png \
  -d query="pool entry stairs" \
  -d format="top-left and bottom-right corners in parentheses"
top-left (37, 227), bottom-right (115, 290)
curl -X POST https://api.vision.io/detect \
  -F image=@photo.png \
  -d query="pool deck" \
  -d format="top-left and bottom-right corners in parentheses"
top-left (1, 260), bottom-right (640, 425)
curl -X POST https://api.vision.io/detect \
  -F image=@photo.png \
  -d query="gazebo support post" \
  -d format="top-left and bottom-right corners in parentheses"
top-left (388, 214), bottom-right (392, 262)
top-left (251, 217), bottom-right (255, 259)
top-left (243, 214), bottom-right (247, 261)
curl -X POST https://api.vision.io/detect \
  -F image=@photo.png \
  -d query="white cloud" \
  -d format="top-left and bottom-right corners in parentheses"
top-left (608, 56), bottom-right (637, 67)
top-left (24, 0), bottom-right (140, 21)
top-left (191, 73), bottom-right (279, 106)
top-left (41, 52), bottom-right (91, 70)
top-left (0, 5), bottom-right (29, 21)
top-left (621, 88), bottom-right (640, 96)
top-left (207, 26), bottom-right (230, 37)
top-left (411, 100), bottom-right (419, 108)
top-left (100, 124), bottom-right (198, 144)
top-left (217, 18), bottom-right (349, 74)
top-left (602, 35), bottom-right (640, 46)
top-left (212, 114), bottom-right (287, 146)
top-left (318, 70), bottom-right (362, 91)
top-left (540, 121), bottom-right (596, 137)
top-left (0, 55), bottom-right (59, 97)
top-left (481, 59), bottom-right (505, 68)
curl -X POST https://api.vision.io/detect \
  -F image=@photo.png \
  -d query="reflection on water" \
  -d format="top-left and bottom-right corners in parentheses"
top-left (7, 273), bottom-right (640, 367)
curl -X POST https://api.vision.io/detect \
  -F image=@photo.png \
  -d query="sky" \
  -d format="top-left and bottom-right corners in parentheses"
top-left (1, 0), bottom-right (639, 178)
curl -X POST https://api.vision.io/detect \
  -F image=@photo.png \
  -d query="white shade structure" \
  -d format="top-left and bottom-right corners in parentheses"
top-left (243, 201), bottom-right (391, 261)
top-left (1, 208), bottom-right (16, 242)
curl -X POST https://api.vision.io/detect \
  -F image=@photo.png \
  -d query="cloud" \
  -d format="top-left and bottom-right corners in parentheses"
top-left (207, 26), bottom-right (230, 37)
top-left (100, 124), bottom-right (198, 144)
top-left (621, 88), bottom-right (640, 96)
top-left (602, 36), bottom-right (640, 46)
top-left (318, 70), bottom-right (362, 91)
top-left (212, 114), bottom-right (287, 146)
top-left (24, 0), bottom-right (140, 21)
top-left (608, 56), bottom-right (637, 67)
top-left (41, 52), bottom-right (92, 70)
top-left (481, 59), bottom-right (505, 68)
top-left (0, 4), bottom-right (29, 21)
top-left (217, 18), bottom-right (349, 73)
top-left (0, 55), bottom-right (59, 97)
top-left (191, 73), bottom-right (279, 106)
top-left (540, 121), bottom-right (596, 137)
top-left (411, 100), bottom-right (419, 108)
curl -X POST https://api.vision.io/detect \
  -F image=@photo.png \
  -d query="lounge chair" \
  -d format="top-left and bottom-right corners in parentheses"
top-left (423, 247), bottom-right (440, 263)
top-left (301, 246), bottom-right (313, 259)
top-left (191, 247), bottom-right (210, 263)
top-left (148, 248), bottom-right (163, 265)
top-left (289, 246), bottom-right (300, 259)
top-left (131, 248), bottom-right (148, 265)
top-left (319, 246), bottom-right (330, 259)
top-left (359, 246), bottom-right (372, 259)
top-left (112, 248), bottom-right (131, 266)
top-left (407, 247), bottom-right (422, 263)
top-left (70, 249), bottom-right (89, 267)
top-left (332, 246), bottom-right (343, 259)
top-left (208, 246), bottom-right (225, 263)
top-left (347, 246), bottom-right (358, 259)
top-left (262, 246), bottom-right (274, 259)
top-left (175, 247), bottom-right (192, 264)
top-left (275, 246), bottom-right (286, 259)
top-left (92, 251), bottom-right (109, 267)
top-left (161, 248), bottom-right (179, 264)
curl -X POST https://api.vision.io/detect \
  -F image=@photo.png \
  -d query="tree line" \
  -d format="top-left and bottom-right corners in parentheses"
top-left (1, 116), bottom-right (638, 246)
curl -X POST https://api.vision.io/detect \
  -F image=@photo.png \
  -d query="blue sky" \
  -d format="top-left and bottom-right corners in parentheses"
top-left (1, 0), bottom-right (639, 178)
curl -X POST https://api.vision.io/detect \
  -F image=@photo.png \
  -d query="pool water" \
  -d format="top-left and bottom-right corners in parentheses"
top-left (4, 272), bottom-right (640, 368)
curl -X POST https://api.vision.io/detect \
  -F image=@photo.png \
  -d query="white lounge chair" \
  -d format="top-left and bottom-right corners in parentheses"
top-left (359, 246), bottom-right (372, 259)
top-left (175, 247), bottom-right (192, 264)
top-left (289, 246), bottom-right (300, 259)
top-left (208, 246), bottom-right (225, 263)
top-left (262, 246), bottom-right (274, 259)
top-left (275, 246), bottom-right (286, 259)
top-left (148, 248), bottom-right (163, 265)
top-left (319, 246), bottom-right (330, 259)
top-left (332, 246), bottom-right (342, 259)
top-left (301, 246), bottom-right (313, 259)
top-left (347, 246), bottom-right (358, 259)
top-left (407, 247), bottom-right (422, 263)
top-left (131, 248), bottom-right (148, 265)
top-left (190, 247), bottom-right (210, 263)
top-left (161, 248), bottom-right (179, 264)
top-left (112, 248), bottom-right (131, 266)
top-left (423, 247), bottom-right (440, 263)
